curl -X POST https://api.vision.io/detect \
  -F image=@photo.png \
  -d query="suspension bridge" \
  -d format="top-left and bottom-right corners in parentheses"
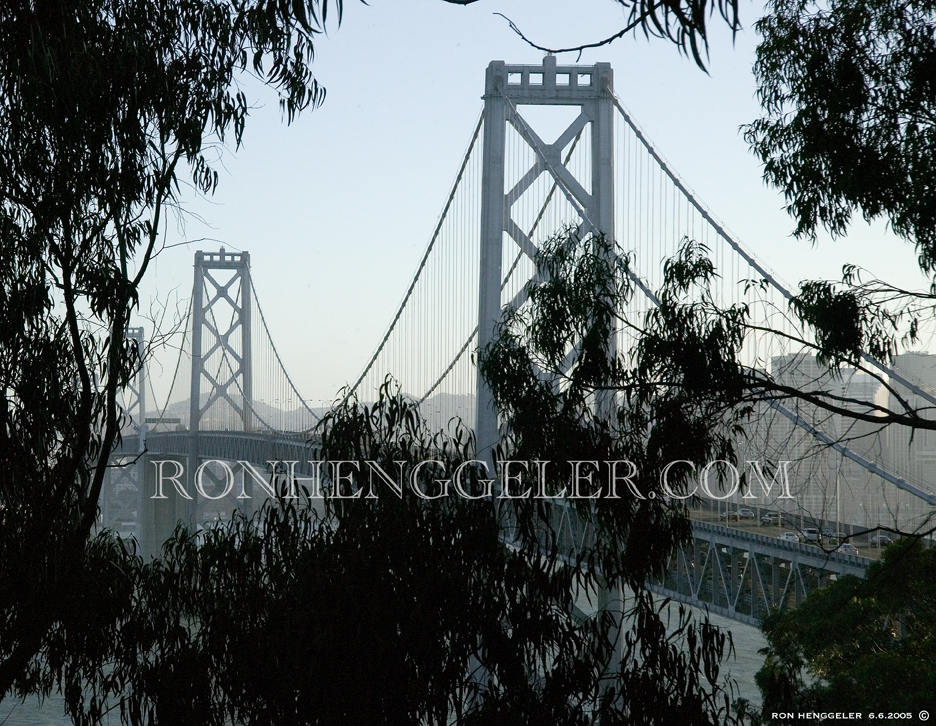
top-left (104, 56), bottom-right (936, 623)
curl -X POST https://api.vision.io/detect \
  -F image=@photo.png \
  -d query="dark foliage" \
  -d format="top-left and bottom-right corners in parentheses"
top-left (747, 0), bottom-right (936, 273)
top-left (755, 537), bottom-right (936, 717)
top-left (19, 382), bottom-right (741, 725)
top-left (481, 229), bottom-right (751, 722)
top-left (0, 0), bottom-right (336, 700)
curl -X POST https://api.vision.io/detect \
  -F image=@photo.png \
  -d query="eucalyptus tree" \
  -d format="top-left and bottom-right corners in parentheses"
top-left (748, 0), bottom-right (936, 267)
top-left (742, 0), bottom-right (936, 400)
top-left (0, 0), bottom-right (336, 698)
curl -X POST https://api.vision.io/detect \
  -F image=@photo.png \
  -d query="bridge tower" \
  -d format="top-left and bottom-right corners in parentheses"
top-left (475, 55), bottom-right (621, 675)
top-left (476, 56), bottom-right (616, 461)
top-left (187, 248), bottom-right (253, 524)
top-left (190, 248), bottom-right (253, 433)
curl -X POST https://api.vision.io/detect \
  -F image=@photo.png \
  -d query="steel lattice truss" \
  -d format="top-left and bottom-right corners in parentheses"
top-left (651, 521), bottom-right (869, 625)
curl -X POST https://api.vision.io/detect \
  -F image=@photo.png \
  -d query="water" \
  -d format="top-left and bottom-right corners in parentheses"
top-left (0, 697), bottom-right (71, 726)
top-left (707, 612), bottom-right (768, 707)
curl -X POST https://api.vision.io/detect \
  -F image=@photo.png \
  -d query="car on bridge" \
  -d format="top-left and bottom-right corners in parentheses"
top-left (800, 527), bottom-right (822, 544)
top-left (721, 508), bottom-right (755, 521)
top-left (761, 511), bottom-right (783, 525)
top-left (778, 532), bottom-right (798, 543)
top-left (836, 543), bottom-right (859, 556)
top-left (870, 534), bottom-right (894, 546)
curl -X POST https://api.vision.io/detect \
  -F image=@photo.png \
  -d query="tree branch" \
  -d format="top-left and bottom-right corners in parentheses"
top-left (494, 5), bottom-right (658, 61)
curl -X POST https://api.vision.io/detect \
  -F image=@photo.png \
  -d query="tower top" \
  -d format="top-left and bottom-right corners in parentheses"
top-left (194, 248), bottom-right (250, 268)
top-left (484, 58), bottom-right (612, 104)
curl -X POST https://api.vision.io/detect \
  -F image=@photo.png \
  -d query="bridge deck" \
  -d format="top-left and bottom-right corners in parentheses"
top-left (650, 520), bottom-right (870, 626)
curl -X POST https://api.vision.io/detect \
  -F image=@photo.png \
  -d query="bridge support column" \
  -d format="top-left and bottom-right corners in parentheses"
top-left (730, 547), bottom-right (738, 615)
top-left (476, 62), bottom-right (508, 467)
top-left (589, 62), bottom-right (618, 419)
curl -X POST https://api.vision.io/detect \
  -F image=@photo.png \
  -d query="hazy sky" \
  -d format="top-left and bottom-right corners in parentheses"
top-left (136, 0), bottom-right (928, 408)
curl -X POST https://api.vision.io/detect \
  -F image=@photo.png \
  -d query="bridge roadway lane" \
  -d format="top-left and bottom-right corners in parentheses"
top-left (115, 430), bottom-right (322, 477)
top-left (690, 507), bottom-right (889, 561)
